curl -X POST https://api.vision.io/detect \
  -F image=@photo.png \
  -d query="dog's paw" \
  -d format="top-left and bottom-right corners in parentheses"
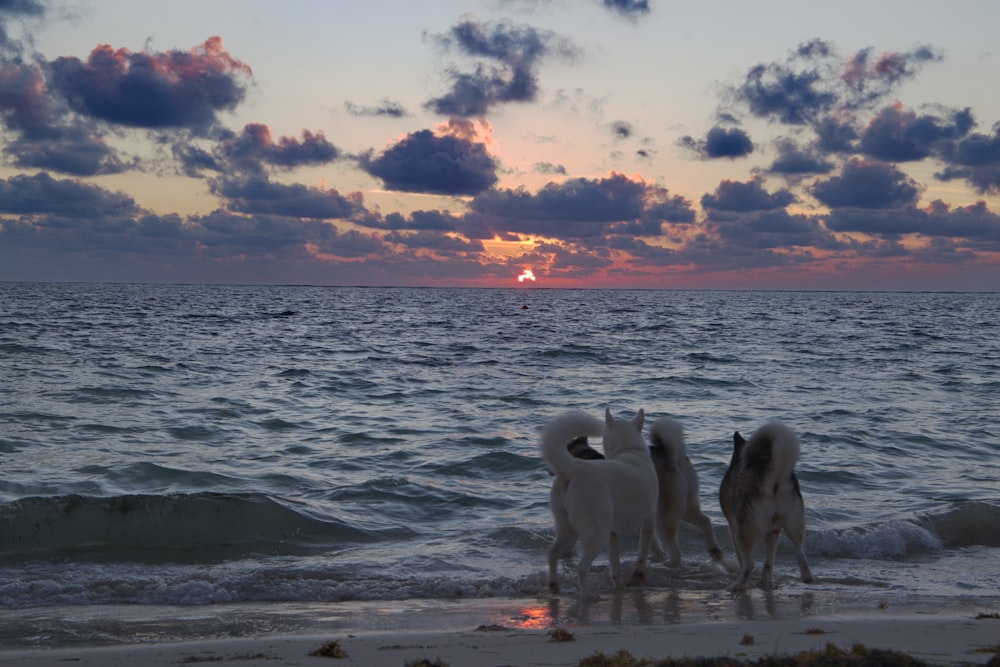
top-left (627, 571), bottom-right (646, 586)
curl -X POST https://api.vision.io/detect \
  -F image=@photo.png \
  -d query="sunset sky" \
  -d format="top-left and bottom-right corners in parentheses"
top-left (1, 0), bottom-right (999, 290)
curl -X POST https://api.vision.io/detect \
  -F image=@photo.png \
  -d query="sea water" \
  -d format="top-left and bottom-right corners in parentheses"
top-left (1, 283), bottom-right (998, 645)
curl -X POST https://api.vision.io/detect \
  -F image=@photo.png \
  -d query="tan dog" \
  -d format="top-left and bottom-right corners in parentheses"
top-left (541, 408), bottom-right (657, 599)
top-left (647, 417), bottom-right (733, 571)
top-left (719, 421), bottom-right (814, 591)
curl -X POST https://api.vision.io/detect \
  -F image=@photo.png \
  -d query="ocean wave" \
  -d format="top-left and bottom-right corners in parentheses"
top-left (0, 492), bottom-right (391, 560)
top-left (805, 501), bottom-right (1000, 559)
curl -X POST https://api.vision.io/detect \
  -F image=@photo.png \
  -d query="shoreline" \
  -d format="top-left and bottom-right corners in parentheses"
top-left (1, 593), bottom-right (997, 666)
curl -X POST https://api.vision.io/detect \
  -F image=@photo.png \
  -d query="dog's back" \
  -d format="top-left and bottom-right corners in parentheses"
top-left (649, 418), bottom-right (730, 569)
top-left (720, 421), bottom-right (813, 591)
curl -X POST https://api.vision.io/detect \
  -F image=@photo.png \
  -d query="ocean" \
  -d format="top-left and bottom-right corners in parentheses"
top-left (1, 283), bottom-right (998, 647)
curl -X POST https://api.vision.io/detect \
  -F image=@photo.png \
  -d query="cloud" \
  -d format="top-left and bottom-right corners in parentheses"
top-left (936, 124), bottom-right (1000, 194)
top-left (0, 62), bottom-right (138, 175)
top-left (678, 126), bottom-right (754, 159)
top-left (470, 172), bottom-right (694, 237)
top-left (384, 229), bottom-right (486, 255)
top-left (859, 104), bottom-right (974, 162)
top-left (212, 175), bottom-right (362, 220)
top-left (810, 158), bottom-right (921, 209)
top-left (0, 0), bottom-right (45, 57)
top-left (766, 138), bottom-right (834, 177)
top-left (217, 123), bottom-right (338, 173)
top-left (731, 39), bottom-right (839, 125)
top-left (425, 17), bottom-right (579, 116)
top-left (610, 120), bottom-right (633, 139)
top-left (707, 208), bottom-right (845, 253)
top-left (5, 129), bottom-right (135, 175)
top-left (841, 45), bottom-right (941, 109)
top-left (822, 201), bottom-right (1000, 251)
top-left (0, 171), bottom-right (138, 217)
top-left (344, 99), bottom-right (409, 118)
top-left (532, 161), bottom-right (566, 175)
top-left (46, 37), bottom-right (251, 133)
top-left (728, 39), bottom-right (940, 127)
top-left (174, 122), bottom-right (339, 182)
top-left (601, 0), bottom-right (650, 20)
top-left (360, 128), bottom-right (499, 195)
top-left (701, 177), bottom-right (795, 212)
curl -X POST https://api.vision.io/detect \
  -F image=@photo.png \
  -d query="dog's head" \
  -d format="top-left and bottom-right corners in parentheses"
top-left (602, 407), bottom-right (646, 457)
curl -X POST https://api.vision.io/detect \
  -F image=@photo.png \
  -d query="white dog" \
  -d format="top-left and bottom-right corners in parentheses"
top-left (719, 421), bottom-right (814, 591)
top-left (541, 408), bottom-right (658, 599)
top-left (647, 417), bottom-right (733, 571)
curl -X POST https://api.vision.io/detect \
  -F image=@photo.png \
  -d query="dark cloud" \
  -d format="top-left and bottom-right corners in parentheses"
top-left (0, 62), bottom-right (137, 175)
top-left (344, 99), bottom-right (409, 118)
top-left (173, 141), bottom-right (222, 177)
top-left (823, 201), bottom-right (1000, 247)
top-left (532, 161), bottom-right (566, 175)
top-left (936, 124), bottom-right (1000, 194)
top-left (610, 120), bottom-right (633, 139)
top-left (731, 38), bottom-right (839, 125)
top-left (813, 115), bottom-right (858, 153)
top-left (360, 128), bottom-right (499, 195)
top-left (0, 0), bottom-right (45, 56)
top-left (678, 126), bottom-right (754, 159)
top-left (425, 18), bottom-right (579, 116)
top-left (470, 172), bottom-right (693, 238)
top-left (472, 172), bottom-right (644, 227)
top-left (811, 158), bottom-right (921, 209)
top-left (602, 0), bottom-right (650, 19)
top-left (841, 45), bottom-right (941, 109)
top-left (0, 171), bottom-right (138, 217)
top-left (213, 175), bottom-right (362, 220)
top-left (859, 104), bottom-right (973, 162)
top-left (46, 37), bottom-right (251, 133)
top-left (375, 209), bottom-right (463, 232)
top-left (708, 208), bottom-right (844, 252)
top-left (174, 123), bottom-right (339, 181)
top-left (729, 39), bottom-right (939, 127)
top-left (701, 177), bottom-right (795, 212)
top-left (218, 123), bottom-right (338, 173)
top-left (0, 63), bottom-right (51, 137)
top-left (767, 138), bottom-right (834, 177)
top-left (384, 229), bottom-right (485, 255)
top-left (643, 187), bottom-right (696, 224)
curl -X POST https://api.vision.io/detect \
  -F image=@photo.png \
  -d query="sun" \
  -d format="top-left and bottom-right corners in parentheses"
top-left (517, 268), bottom-right (537, 283)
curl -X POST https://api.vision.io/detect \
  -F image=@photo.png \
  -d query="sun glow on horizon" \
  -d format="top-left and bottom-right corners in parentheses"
top-left (517, 268), bottom-right (536, 283)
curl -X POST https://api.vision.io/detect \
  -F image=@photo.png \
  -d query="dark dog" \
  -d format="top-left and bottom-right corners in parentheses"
top-left (719, 421), bottom-right (814, 591)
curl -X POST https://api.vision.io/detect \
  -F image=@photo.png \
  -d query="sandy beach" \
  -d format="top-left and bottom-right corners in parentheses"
top-left (1, 594), bottom-right (997, 667)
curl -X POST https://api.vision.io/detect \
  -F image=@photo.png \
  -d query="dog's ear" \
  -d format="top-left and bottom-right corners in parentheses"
top-left (733, 431), bottom-right (746, 446)
top-left (605, 407), bottom-right (613, 428)
top-left (633, 408), bottom-right (645, 432)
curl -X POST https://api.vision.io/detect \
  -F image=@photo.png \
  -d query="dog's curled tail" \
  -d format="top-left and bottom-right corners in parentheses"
top-left (540, 411), bottom-right (604, 478)
top-left (648, 417), bottom-right (687, 468)
top-left (745, 421), bottom-right (800, 494)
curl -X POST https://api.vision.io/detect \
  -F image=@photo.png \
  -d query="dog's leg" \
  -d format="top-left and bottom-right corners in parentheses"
top-left (607, 533), bottom-right (622, 590)
top-left (760, 528), bottom-right (781, 589)
top-left (547, 528), bottom-right (577, 594)
top-left (576, 538), bottom-right (603, 600)
top-left (629, 521), bottom-right (654, 585)
top-left (686, 508), bottom-right (735, 572)
top-left (785, 513), bottom-right (814, 584)
top-left (656, 515), bottom-right (683, 568)
top-left (727, 527), bottom-right (757, 592)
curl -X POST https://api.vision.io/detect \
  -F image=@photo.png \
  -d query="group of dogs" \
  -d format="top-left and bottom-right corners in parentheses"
top-left (541, 408), bottom-right (815, 599)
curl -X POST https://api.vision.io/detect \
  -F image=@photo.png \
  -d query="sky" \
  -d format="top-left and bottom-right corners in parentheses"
top-left (1, 0), bottom-right (999, 290)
